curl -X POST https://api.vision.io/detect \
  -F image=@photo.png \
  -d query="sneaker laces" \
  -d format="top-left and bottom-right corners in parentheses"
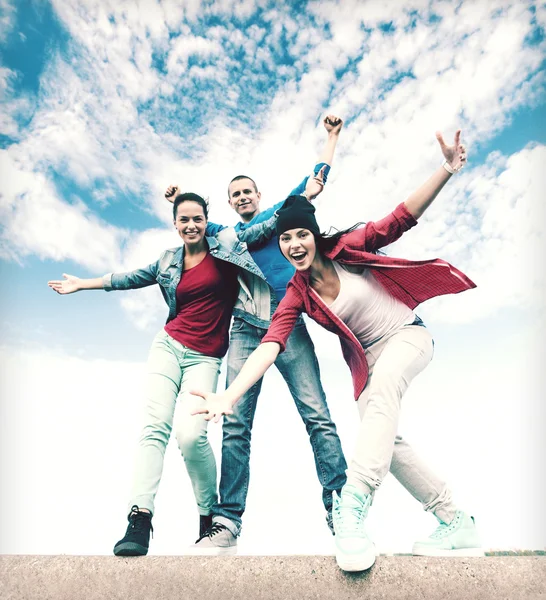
top-left (333, 497), bottom-right (369, 536)
top-left (196, 521), bottom-right (228, 543)
top-left (429, 512), bottom-right (461, 540)
top-left (129, 505), bottom-right (154, 538)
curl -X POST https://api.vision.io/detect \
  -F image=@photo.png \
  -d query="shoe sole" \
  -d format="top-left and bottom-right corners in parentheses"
top-left (114, 542), bottom-right (148, 556)
top-left (187, 545), bottom-right (238, 556)
top-left (336, 547), bottom-right (376, 572)
top-left (412, 546), bottom-right (485, 557)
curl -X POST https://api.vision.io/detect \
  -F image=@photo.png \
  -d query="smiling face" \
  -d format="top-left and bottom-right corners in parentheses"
top-left (174, 200), bottom-right (207, 248)
top-left (228, 177), bottom-right (261, 222)
top-left (279, 227), bottom-right (317, 271)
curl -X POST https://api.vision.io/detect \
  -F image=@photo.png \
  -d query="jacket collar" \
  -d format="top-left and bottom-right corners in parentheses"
top-left (169, 236), bottom-right (218, 267)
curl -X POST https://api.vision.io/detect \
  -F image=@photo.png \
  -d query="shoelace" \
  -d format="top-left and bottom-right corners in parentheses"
top-left (129, 505), bottom-right (154, 538)
top-left (195, 521), bottom-right (227, 543)
top-left (430, 513), bottom-right (461, 539)
top-left (333, 502), bottom-right (368, 536)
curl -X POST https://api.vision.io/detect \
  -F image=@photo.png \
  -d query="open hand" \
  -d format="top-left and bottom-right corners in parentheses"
top-left (304, 165), bottom-right (326, 201)
top-left (165, 184), bottom-right (179, 203)
top-left (323, 114), bottom-right (343, 135)
top-left (47, 274), bottom-right (81, 294)
top-left (436, 130), bottom-right (467, 172)
top-left (190, 390), bottom-right (235, 423)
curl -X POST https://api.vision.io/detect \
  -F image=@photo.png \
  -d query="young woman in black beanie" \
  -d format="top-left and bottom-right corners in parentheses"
top-left (192, 130), bottom-right (483, 572)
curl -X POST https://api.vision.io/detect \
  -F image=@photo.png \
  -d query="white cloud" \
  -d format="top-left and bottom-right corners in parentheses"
top-left (0, 150), bottom-right (127, 272)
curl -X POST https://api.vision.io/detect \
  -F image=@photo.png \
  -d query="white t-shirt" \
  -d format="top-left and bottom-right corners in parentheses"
top-left (328, 262), bottom-right (415, 347)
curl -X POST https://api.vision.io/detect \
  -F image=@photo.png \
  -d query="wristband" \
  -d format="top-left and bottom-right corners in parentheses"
top-left (442, 160), bottom-right (462, 174)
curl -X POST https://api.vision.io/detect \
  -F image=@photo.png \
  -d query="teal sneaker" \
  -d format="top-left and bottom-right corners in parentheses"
top-left (332, 485), bottom-right (376, 571)
top-left (412, 510), bottom-right (484, 557)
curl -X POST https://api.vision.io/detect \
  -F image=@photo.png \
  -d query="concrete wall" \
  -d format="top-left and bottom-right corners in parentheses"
top-left (1, 556), bottom-right (545, 600)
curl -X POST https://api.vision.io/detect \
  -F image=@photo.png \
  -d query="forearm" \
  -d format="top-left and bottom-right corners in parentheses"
top-left (318, 131), bottom-right (341, 166)
top-left (225, 342), bottom-right (280, 405)
top-left (77, 278), bottom-right (105, 291)
top-left (404, 166), bottom-right (452, 220)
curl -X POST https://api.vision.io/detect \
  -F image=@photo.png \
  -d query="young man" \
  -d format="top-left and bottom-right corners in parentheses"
top-left (165, 116), bottom-right (347, 554)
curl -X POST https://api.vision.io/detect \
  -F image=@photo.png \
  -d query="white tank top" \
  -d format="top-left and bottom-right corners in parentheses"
top-left (328, 262), bottom-right (415, 346)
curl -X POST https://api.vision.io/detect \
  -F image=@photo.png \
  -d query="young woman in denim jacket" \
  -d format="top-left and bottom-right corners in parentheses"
top-left (48, 192), bottom-right (279, 557)
top-left (193, 131), bottom-right (484, 571)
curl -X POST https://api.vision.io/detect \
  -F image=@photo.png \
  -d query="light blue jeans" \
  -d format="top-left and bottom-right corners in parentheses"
top-left (214, 317), bottom-right (347, 534)
top-left (128, 329), bottom-right (221, 516)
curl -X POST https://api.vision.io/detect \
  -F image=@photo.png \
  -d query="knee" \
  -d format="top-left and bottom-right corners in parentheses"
top-left (175, 420), bottom-right (208, 458)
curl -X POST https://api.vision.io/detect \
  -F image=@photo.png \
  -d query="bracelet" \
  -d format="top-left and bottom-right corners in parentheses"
top-left (442, 160), bottom-right (462, 174)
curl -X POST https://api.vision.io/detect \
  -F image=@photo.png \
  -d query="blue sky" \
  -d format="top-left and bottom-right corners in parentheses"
top-left (1, 0), bottom-right (545, 555)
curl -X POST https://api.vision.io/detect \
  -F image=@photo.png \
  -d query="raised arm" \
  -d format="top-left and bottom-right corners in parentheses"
top-left (404, 130), bottom-right (467, 219)
top-left (287, 114), bottom-right (343, 197)
top-left (340, 130), bottom-right (467, 253)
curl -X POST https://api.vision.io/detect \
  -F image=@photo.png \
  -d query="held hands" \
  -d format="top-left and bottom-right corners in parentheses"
top-left (164, 184), bottom-right (180, 203)
top-left (436, 129), bottom-right (467, 173)
top-left (47, 274), bottom-right (81, 294)
top-left (304, 165), bottom-right (326, 201)
top-left (323, 114), bottom-right (343, 135)
top-left (190, 390), bottom-right (235, 423)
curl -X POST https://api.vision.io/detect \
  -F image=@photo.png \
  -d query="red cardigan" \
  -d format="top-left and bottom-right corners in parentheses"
top-left (262, 203), bottom-right (476, 399)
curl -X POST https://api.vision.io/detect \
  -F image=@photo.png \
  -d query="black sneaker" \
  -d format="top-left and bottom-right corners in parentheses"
top-left (326, 510), bottom-right (335, 535)
top-left (199, 515), bottom-right (213, 539)
top-left (113, 505), bottom-right (153, 556)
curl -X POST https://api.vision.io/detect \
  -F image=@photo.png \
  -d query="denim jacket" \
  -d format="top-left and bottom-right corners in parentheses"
top-left (102, 215), bottom-right (277, 324)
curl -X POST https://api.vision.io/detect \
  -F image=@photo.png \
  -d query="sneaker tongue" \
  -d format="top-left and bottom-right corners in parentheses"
top-left (341, 488), bottom-right (364, 508)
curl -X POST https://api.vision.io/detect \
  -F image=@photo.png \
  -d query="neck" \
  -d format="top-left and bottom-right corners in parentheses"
top-left (185, 239), bottom-right (207, 256)
top-left (308, 253), bottom-right (330, 286)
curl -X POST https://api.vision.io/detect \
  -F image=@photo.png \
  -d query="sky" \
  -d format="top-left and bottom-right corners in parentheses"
top-left (0, 0), bottom-right (545, 556)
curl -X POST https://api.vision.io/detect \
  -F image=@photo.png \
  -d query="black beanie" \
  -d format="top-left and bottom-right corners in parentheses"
top-left (276, 195), bottom-right (321, 237)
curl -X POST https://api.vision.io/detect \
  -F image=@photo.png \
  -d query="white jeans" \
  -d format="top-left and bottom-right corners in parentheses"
top-left (347, 325), bottom-right (457, 524)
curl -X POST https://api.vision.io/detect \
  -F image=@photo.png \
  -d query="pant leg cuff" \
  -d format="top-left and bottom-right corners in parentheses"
top-left (213, 516), bottom-right (241, 537)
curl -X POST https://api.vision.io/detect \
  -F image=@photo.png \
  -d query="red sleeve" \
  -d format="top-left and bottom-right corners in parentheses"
top-left (340, 203), bottom-right (418, 253)
top-left (261, 284), bottom-right (304, 353)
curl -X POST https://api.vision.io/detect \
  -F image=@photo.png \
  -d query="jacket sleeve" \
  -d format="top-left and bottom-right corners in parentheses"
top-left (236, 213), bottom-right (278, 248)
top-left (341, 203), bottom-right (418, 253)
top-left (206, 221), bottom-right (228, 236)
top-left (261, 284), bottom-right (304, 353)
top-left (103, 257), bottom-right (161, 291)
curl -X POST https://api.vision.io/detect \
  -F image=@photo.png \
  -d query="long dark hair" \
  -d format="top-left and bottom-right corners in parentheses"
top-left (314, 222), bottom-right (366, 254)
top-left (173, 192), bottom-right (209, 220)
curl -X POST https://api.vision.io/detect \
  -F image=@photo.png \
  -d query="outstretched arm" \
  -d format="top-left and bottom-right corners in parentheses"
top-left (48, 274), bottom-right (104, 294)
top-left (192, 342), bottom-right (281, 422)
top-left (404, 130), bottom-right (467, 219)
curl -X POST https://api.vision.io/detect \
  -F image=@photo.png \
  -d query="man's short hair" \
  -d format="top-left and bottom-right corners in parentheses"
top-left (228, 175), bottom-right (258, 197)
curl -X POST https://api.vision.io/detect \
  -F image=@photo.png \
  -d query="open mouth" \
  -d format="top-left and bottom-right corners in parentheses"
top-left (290, 252), bottom-right (307, 264)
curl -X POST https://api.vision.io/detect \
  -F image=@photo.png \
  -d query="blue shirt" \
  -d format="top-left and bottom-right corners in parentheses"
top-left (206, 163), bottom-right (330, 302)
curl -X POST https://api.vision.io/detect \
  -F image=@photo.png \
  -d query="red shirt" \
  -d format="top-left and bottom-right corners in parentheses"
top-left (262, 203), bottom-right (476, 399)
top-left (165, 252), bottom-right (239, 358)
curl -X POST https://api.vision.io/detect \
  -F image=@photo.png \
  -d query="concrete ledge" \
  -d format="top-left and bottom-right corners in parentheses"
top-left (1, 555), bottom-right (545, 600)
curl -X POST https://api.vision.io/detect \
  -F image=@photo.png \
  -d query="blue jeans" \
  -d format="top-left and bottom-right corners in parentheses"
top-left (214, 318), bottom-right (347, 534)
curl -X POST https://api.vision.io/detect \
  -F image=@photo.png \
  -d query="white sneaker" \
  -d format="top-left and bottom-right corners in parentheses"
top-left (412, 511), bottom-right (484, 557)
top-left (333, 485), bottom-right (376, 571)
top-left (189, 522), bottom-right (238, 555)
